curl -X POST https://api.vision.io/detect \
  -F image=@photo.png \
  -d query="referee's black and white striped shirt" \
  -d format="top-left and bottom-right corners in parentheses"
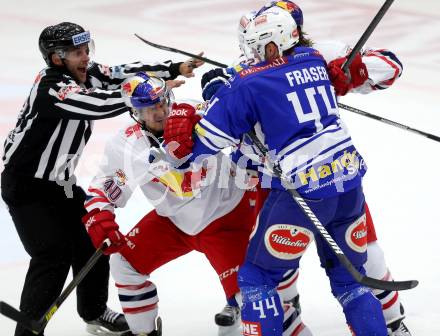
top-left (2, 60), bottom-right (182, 182)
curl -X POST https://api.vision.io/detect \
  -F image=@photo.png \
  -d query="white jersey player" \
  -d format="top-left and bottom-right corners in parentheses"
top-left (82, 73), bottom-right (274, 336)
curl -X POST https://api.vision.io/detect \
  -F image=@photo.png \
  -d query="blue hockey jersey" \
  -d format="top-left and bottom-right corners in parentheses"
top-left (192, 47), bottom-right (367, 199)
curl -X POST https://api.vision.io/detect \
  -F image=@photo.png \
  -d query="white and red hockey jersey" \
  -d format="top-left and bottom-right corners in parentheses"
top-left (85, 117), bottom-right (245, 235)
top-left (314, 40), bottom-right (403, 93)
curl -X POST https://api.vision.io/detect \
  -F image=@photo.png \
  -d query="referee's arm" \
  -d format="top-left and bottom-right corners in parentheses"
top-left (39, 80), bottom-right (129, 120)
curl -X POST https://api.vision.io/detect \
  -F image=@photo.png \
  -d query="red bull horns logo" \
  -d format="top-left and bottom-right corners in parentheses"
top-left (152, 167), bottom-right (208, 197)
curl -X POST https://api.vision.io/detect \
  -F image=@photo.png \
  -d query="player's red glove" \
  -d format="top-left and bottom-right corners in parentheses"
top-left (163, 102), bottom-right (202, 159)
top-left (327, 53), bottom-right (369, 96)
top-left (82, 209), bottom-right (126, 255)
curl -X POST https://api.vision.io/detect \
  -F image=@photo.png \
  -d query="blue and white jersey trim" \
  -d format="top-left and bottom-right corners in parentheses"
top-left (278, 124), bottom-right (352, 176)
top-left (196, 118), bottom-right (240, 152)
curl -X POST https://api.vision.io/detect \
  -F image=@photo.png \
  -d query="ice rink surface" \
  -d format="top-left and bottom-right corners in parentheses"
top-left (0, 0), bottom-right (439, 335)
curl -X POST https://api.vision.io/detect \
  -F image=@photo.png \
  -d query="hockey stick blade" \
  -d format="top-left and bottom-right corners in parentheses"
top-left (335, 250), bottom-right (418, 291)
top-left (0, 301), bottom-right (43, 333)
top-left (359, 275), bottom-right (418, 291)
top-left (134, 34), bottom-right (227, 68)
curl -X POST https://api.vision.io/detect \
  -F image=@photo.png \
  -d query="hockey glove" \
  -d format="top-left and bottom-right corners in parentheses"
top-left (201, 68), bottom-right (235, 101)
top-left (163, 102), bottom-right (202, 159)
top-left (327, 53), bottom-right (369, 96)
top-left (82, 209), bottom-right (126, 255)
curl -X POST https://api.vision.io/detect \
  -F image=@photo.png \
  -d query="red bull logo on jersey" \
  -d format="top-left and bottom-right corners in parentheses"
top-left (345, 214), bottom-right (367, 253)
top-left (264, 224), bottom-right (313, 260)
top-left (151, 167), bottom-right (208, 198)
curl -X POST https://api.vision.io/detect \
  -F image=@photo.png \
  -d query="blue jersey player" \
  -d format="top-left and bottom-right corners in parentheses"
top-left (164, 6), bottom-right (387, 336)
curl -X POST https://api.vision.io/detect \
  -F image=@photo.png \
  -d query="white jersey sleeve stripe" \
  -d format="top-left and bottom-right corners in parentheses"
top-left (195, 132), bottom-right (222, 152)
top-left (279, 127), bottom-right (352, 174)
top-left (286, 138), bottom-right (353, 178)
top-left (199, 118), bottom-right (240, 144)
top-left (278, 124), bottom-right (341, 158)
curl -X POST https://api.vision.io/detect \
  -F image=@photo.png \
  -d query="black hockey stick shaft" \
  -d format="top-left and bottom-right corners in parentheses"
top-left (246, 131), bottom-right (418, 291)
top-left (0, 241), bottom-right (108, 334)
top-left (339, 103), bottom-right (440, 142)
top-left (342, 0), bottom-right (395, 72)
top-left (134, 35), bottom-right (440, 143)
top-left (134, 34), bottom-right (226, 68)
top-left (135, 33), bottom-right (227, 67)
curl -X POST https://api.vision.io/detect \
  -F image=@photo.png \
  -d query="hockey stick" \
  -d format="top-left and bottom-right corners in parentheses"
top-left (338, 103), bottom-right (440, 142)
top-left (245, 131), bottom-right (418, 291)
top-left (134, 34), bottom-right (226, 68)
top-left (0, 240), bottom-right (109, 334)
top-left (341, 0), bottom-right (395, 72)
top-left (134, 35), bottom-right (440, 143)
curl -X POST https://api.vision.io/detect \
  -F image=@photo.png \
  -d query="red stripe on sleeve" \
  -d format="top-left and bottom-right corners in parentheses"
top-left (88, 188), bottom-right (107, 198)
top-left (84, 197), bottom-right (110, 208)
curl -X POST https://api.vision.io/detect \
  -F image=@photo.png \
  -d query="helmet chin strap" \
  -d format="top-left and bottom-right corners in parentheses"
top-left (129, 110), bottom-right (146, 129)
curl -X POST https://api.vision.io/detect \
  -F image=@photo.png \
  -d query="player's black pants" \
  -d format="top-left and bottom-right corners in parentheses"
top-left (1, 171), bottom-right (110, 336)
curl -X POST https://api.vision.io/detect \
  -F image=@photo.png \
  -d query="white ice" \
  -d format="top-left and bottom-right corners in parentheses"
top-left (0, 0), bottom-right (439, 335)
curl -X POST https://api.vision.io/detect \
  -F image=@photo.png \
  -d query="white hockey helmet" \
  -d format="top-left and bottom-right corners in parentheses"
top-left (238, 6), bottom-right (299, 63)
top-left (237, 11), bottom-right (259, 65)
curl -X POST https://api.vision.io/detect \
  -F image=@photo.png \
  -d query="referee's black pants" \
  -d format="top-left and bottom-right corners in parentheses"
top-left (1, 171), bottom-right (110, 336)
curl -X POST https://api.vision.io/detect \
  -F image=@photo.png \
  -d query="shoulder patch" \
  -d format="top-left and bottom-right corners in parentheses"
top-left (195, 101), bottom-right (209, 114)
top-left (56, 84), bottom-right (82, 101)
top-left (98, 64), bottom-right (111, 77)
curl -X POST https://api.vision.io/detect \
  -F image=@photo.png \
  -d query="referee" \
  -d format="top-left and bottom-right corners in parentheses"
top-left (1, 22), bottom-right (202, 336)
